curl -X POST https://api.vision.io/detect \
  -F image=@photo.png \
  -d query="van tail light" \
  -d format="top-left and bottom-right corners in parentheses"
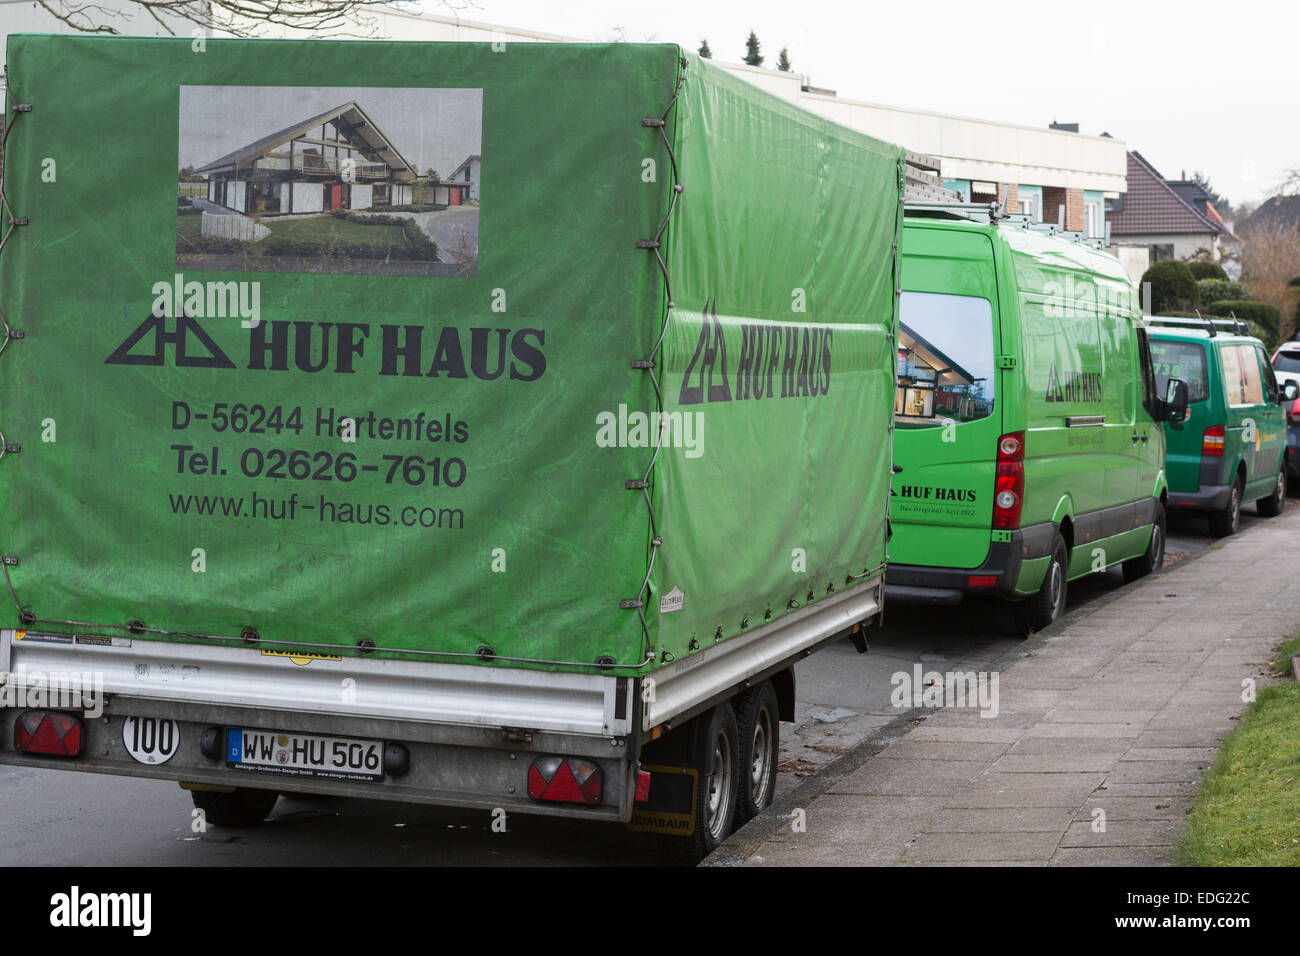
top-left (13, 711), bottom-right (83, 757)
top-left (992, 431), bottom-right (1026, 530)
top-left (1202, 425), bottom-right (1226, 456)
top-left (528, 756), bottom-right (603, 805)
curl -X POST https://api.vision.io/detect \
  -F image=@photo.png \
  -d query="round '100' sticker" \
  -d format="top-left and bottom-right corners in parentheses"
top-left (122, 715), bottom-right (180, 765)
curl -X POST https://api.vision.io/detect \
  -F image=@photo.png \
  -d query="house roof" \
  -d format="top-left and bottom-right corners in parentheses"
top-left (1109, 151), bottom-right (1224, 238)
top-left (450, 154), bottom-right (481, 177)
top-left (197, 102), bottom-right (417, 181)
top-left (1239, 194), bottom-right (1300, 235)
top-left (898, 322), bottom-right (977, 387)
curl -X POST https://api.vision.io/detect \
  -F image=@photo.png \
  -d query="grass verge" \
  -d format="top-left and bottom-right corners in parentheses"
top-left (1176, 635), bottom-right (1300, 866)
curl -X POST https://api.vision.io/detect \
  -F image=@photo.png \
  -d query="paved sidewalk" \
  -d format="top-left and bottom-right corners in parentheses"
top-left (708, 508), bottom-right (1300, 866)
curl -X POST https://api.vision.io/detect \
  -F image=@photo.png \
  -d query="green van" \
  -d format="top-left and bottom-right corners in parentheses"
top-left (1147, 317), bottom-right (1289, 536)
top-left (886, 212), bottom-right (1188, 634)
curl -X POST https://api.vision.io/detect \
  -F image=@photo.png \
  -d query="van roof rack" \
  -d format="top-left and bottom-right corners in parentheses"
top-left (903, 199), bottom-right (1110, 250)
top-left (1144, 312), bottom-right (1250, 338)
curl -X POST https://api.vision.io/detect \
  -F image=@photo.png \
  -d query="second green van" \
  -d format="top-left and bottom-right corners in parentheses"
top-left (886, 213), bottom-right (1188, 634)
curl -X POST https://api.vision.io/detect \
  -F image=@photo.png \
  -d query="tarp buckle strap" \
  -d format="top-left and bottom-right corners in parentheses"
top-left (635, 239), bottom-right (660, 249)
top-left (641, 118), bottom-right (665, 127)
top-left (2, 444), bottom-right (18, 454)
top-left (625, 479), bottom-right (649, 490)
top-left (6, 329), bottom-right (23, 339)
top-left (13, 104), bottom-right (31, 113)
top-left (619, 600), bottom-right (643, 610)
top-left (631, 359), bottom-right (654, 369)
top-left (1, 557), bottom-right (17, 566)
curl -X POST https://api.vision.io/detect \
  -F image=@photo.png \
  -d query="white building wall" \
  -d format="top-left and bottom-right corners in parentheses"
top-left (393, 184), bottom-right (413, 206)
top-left (229, 181), bottom-right (246, 212)
top-left (292, 183), bottom-right (323, 213)
top-left (351, 184), bottom-right (372, 210)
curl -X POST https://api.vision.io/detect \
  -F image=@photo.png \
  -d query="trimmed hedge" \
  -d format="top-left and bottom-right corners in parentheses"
top-left (1187, 261), bottom-right (1228, 281)
top-left (1141, 260), bottom-right (1199, 313)
top-left (1196, 278), bottom-right (1247, 306)
top-left (1204, 299), bottom-right (1280, 336)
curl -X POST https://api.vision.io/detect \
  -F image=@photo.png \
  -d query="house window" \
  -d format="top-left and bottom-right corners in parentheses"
top-left (1149, 244), bottom-right (1176, 262)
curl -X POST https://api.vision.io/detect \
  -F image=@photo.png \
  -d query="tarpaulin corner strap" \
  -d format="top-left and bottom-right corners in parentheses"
top-left (625, 53), bottom-right (687, 662)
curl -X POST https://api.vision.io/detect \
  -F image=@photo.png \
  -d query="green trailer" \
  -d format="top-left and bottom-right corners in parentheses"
top-left (0, 36), bottom-right (902, 862)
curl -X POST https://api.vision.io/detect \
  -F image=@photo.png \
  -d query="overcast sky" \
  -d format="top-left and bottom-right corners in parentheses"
top-left (178, 85), bottom-right (482, 177)
top-left (439, 0), bottom-right (1294, 208)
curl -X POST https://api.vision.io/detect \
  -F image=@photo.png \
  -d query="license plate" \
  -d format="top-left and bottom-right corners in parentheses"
top-left (226, 728), bottom-right (384, 782)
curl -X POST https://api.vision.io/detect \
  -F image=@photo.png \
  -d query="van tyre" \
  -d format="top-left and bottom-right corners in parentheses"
top-left (1209, 476), bottom-right (1243, 537)
top-left (190, 787), bottom-right (279, 828)
top-left (1014, 533), bottom-right (1068, 637)
top-left (660, 702), bottom-right (740, 866)
top-left (734, 681), bottom-right (780, 825)
top-left (1122, 502), bottom-right (1166, 583)
top-left (1256, 467), bottom-right (1285, 518)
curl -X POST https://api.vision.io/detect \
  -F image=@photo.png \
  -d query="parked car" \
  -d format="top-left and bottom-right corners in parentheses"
top-left (1149, 317), bottom-right (1290, 535)
top-left (885, 212), bottom-right (1188, 636)
top-left (1271, 340), bottom-right (1300, 392)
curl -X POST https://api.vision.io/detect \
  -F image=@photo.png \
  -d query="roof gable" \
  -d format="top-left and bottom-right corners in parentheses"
top-left (1110, 151), bottom-right (1220, 237)
top-left (197, 102), bottom-right (416, 179)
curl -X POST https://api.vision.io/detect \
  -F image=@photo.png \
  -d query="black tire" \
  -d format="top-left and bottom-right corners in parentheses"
top-left (1013, 532), bottom-right (1068, 637)
top-left (659, 703), bottom-right (740, 866)
top-left (1256, 466), bottom-right (1286, 517)
top-left (1208, 474), bottom-right (1243, 537)
top-left (734, 681), bottom-right (781, 825)
top-left (189, 787), bottom-right (279, 828)
top-left (1122, 502), bottom-right (1166, 583)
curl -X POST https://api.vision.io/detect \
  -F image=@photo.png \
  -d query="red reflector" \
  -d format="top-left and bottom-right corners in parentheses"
top-left (527, 756), bottom-right (603, 805)
top-left (967, 575), bottom-right (998, 587)
top-left (13, 711), bottom-right (83, 757)
top-left (635, 770), bottom-right (651, 803)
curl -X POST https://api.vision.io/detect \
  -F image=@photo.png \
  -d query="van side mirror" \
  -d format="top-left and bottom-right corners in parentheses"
top-left (1282, 381), bottom-right (1298, 403)
top-left (1163, 378), bottom-right (1189, 429)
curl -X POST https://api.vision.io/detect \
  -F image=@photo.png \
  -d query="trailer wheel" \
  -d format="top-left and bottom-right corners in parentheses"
top-left (1014, 532), bottom-right (1068, 637)
top-left (660, 702), bottom-right (740, 866)
top-left (734, 681), bottom-right (780, 825)
top-left (189, 787), bottom-right (279, 828)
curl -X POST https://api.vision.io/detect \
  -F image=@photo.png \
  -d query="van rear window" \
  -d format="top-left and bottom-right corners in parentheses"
top-left (1149, 340), bottom-right (1208, 403)
top-left (896, 292), bottom-right (995, 427)
top-left (1273, 349), bottom-right (1300, 374)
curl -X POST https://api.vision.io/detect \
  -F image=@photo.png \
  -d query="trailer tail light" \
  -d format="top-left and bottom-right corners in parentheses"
top-left (992, 431), bottom-right (1026, 530)
top-left (635, 769), bottom-right (651, 803)
top-left (527, 756), bottom-right (603, 805)
top-left (12, 711), bottom-right (83, 757)
top-left (1202, 425), bottom-right (1226, 456)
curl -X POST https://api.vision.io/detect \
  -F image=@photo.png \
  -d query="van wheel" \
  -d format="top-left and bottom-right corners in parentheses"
top-left (1122, 502), bottom-right (1166, 583)
top-left (1256, 467), bottom-right (1285, 517)
top-left (1014, 533), bottom-right (1068, 637)
top-left (189, 787), bottom-right (279, 828)
top-left (1208, 476), bottom-right (1243, 537)
top-left (659, 703), bottom-right (740, 866)
top-left (734, 681), bottom-right (780, 825)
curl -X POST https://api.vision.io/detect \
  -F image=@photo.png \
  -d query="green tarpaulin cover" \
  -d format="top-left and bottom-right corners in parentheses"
top-left (0, 36), bottom-right (901, 675)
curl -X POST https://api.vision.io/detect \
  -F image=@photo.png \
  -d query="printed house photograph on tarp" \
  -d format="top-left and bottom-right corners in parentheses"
top-left (176, 85), bottom-right (482, 277)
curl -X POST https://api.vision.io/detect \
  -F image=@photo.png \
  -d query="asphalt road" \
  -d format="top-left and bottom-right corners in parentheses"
top-left (0, 501), bottom-right (1279, 866)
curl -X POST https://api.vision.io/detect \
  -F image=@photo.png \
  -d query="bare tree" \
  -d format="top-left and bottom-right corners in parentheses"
top-left (30, 0), bottom-right (471, 38)
top-left (1239, 223), bottom-right (1300, 340)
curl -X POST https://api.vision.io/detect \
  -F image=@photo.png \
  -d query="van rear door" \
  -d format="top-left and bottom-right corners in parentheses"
top-left (890, 227), bottom-right (1001, 569)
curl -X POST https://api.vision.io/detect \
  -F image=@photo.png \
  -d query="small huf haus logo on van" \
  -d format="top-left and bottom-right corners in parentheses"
top-left (1044, 364), bottom-right (1103, 404)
